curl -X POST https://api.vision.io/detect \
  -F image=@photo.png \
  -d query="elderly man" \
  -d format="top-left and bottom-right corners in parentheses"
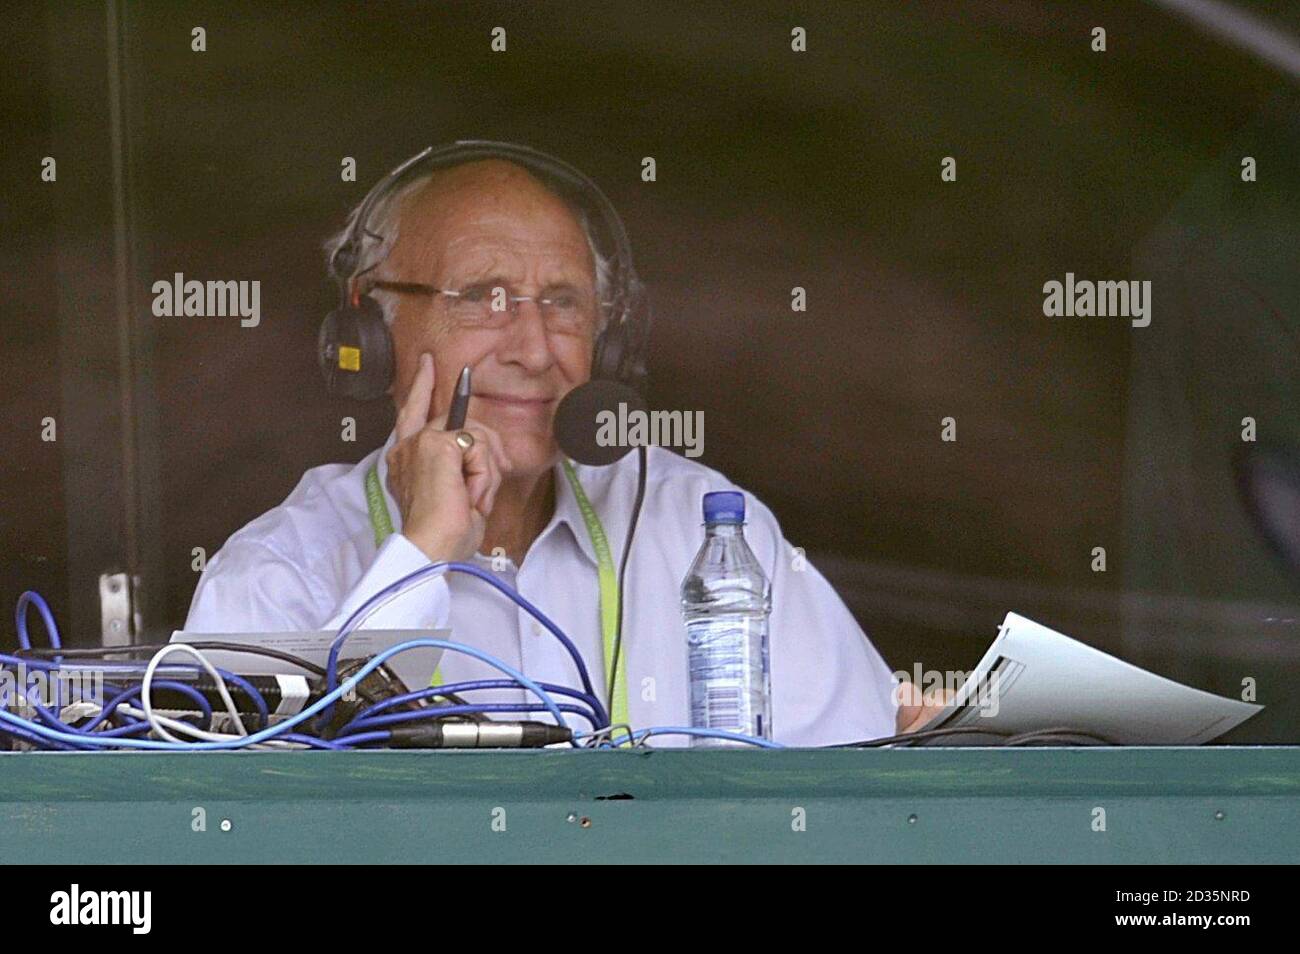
top-left (186, 143), bottom-right (940, 745)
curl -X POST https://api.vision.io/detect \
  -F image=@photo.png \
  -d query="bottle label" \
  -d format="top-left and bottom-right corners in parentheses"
top-left (686, 614), bottom-right (772, 741)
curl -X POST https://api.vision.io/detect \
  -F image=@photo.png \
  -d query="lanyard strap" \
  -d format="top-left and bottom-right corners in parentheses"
top-left (364, 460), bottom-right (629, 730)
top-left (364, 465), bottom-right (395, 547)
top-left (559, 459), bottom-right (628, 732)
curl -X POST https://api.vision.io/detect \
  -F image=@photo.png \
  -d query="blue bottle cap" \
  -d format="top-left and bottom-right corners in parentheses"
top-left (703, 491), bottom-right (745, 524)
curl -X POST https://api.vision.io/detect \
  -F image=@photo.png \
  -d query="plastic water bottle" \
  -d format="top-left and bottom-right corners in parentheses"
top-left (682, 491), bottom-right (773, 746)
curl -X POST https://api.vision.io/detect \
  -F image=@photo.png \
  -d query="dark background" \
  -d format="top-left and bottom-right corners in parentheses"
top-left (3, 0), bottom-right (1298, 739)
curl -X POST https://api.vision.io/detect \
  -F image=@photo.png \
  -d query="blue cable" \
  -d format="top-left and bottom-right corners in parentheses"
top-left (331, 731), bottom-right (390, 748)
top-left (2, 721), bottom-right (87, 752)
top-left (15, 591), bottom-right (61, 651)
top-left (0, 650), bottom-right (262, 721)
top-left (352, 679), bottom-right (608, 727)
top-left (0, 638), bottom-right (575, 750)
top-left (14, 590), bottom-right (63, 707)
top-left (7, 666), bottom-right (98, 733)
top-left (213, 669), bottom-right (269, 728)
top-left (3, 588), bottom-right (588, 750)
top-left (94, 681), bottom-right (215, 733)
top-left (123, 681), bottom-right (215, 728)
top-left (436, 562), bottom-right (598, 699)
top-left (325, 561), bottom-right (599, 712)
top-left (2, 651), bottom-right (253, 735)
top-left (9, 592), bottom-right (265, 729)
top-left (26, 679), bottom-right (214, 737)
top-left (278, 733), bottom-right (348, 750)
top-left (84, 719), bottom-right (152, 740)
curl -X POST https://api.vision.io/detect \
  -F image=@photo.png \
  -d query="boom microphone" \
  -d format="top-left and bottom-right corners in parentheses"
top-left (554, 379), bottom-right (647, 466)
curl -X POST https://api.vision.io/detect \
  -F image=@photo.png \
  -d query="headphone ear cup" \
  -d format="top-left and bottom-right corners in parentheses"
top-left (318, 295), bottom-right (395, 401)
top-left (594, 280), bottom-right (651, 391)
top-left (592, 315), bottom-right (632, 386)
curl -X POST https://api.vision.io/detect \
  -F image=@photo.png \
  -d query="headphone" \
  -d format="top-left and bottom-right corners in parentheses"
top-left (319, 140), bottom-right (651, 401)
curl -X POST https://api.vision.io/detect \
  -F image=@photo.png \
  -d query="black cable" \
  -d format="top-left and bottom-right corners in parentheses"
top-left (607, 445), bottom-right (647, 718)
top-left (833, 725), bottom-right (1011, 748)
top-left (1002, 727), bottom-right (1114, 746)
top-left (834, 724), bottom-right (1117, 748)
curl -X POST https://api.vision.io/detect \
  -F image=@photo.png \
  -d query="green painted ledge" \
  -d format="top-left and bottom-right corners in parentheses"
top-left (1, 747), bottom-right (1296, 863)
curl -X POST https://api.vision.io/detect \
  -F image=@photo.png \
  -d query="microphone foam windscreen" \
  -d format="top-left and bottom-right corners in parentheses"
top-left (554, 380), bottom-right (648, 466)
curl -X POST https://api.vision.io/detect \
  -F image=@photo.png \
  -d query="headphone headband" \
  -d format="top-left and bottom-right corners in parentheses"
top-left (331, 140), bottom-right (641, 317)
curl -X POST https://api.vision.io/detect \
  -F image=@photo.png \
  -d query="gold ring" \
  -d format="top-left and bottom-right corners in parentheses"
top-left (454, 431), bottom-right (475, 451)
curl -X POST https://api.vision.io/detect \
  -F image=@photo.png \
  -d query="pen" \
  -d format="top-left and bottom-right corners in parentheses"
top-left (446, 365), bottom-right (471, 430)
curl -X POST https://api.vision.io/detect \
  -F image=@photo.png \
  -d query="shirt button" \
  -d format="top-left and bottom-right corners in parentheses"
top-left (532, 622), bottom-right (544, 638)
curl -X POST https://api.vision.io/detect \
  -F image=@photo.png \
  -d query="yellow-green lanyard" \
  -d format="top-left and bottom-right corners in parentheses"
top-left (364, 461), bottom-right (629, 730)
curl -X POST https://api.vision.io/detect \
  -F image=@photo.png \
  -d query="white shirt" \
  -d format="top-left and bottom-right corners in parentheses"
top-left (185, 432), bottom-right (899, 746)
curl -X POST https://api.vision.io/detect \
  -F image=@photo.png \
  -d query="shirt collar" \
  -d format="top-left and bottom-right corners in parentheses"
top-left (372, 428), bottom-right (605, 568)
top-left (547, 457), bottom-right (602, 568)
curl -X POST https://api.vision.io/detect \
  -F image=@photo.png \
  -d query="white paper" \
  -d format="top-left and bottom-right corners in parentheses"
top-left (920, 613), bottom-right (1262, 744)
top-left (167, 629), bottom-right (446, 695)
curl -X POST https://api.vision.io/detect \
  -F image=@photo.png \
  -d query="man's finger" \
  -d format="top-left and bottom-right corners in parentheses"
top-left (459, 427), bottom-right (501, 514)
top-left (470, 419), bottom-right (511, 474)
top-left (895, 685), bottom-right (957, 733)
top-left (894, 681), bottom-right (924, 710)
top-left (444, 417), bottom-right (509, 491)
top-left (395, 353), bottom-right (435, 441)
top-left (469, 424), bottom-right (505, 514)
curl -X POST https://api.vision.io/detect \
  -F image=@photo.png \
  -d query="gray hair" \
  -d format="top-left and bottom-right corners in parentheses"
top-left (322, 169), bottom-right (614, 331)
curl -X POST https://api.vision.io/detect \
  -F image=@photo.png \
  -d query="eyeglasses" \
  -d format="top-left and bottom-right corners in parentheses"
top-left (371, 279), bottom-right (603, 334)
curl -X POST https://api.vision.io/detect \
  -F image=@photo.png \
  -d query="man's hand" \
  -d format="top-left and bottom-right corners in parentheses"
top-left (385, 353), bottom-right (508, 563)
top-left (894, 682), bottom-right (957, 735)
